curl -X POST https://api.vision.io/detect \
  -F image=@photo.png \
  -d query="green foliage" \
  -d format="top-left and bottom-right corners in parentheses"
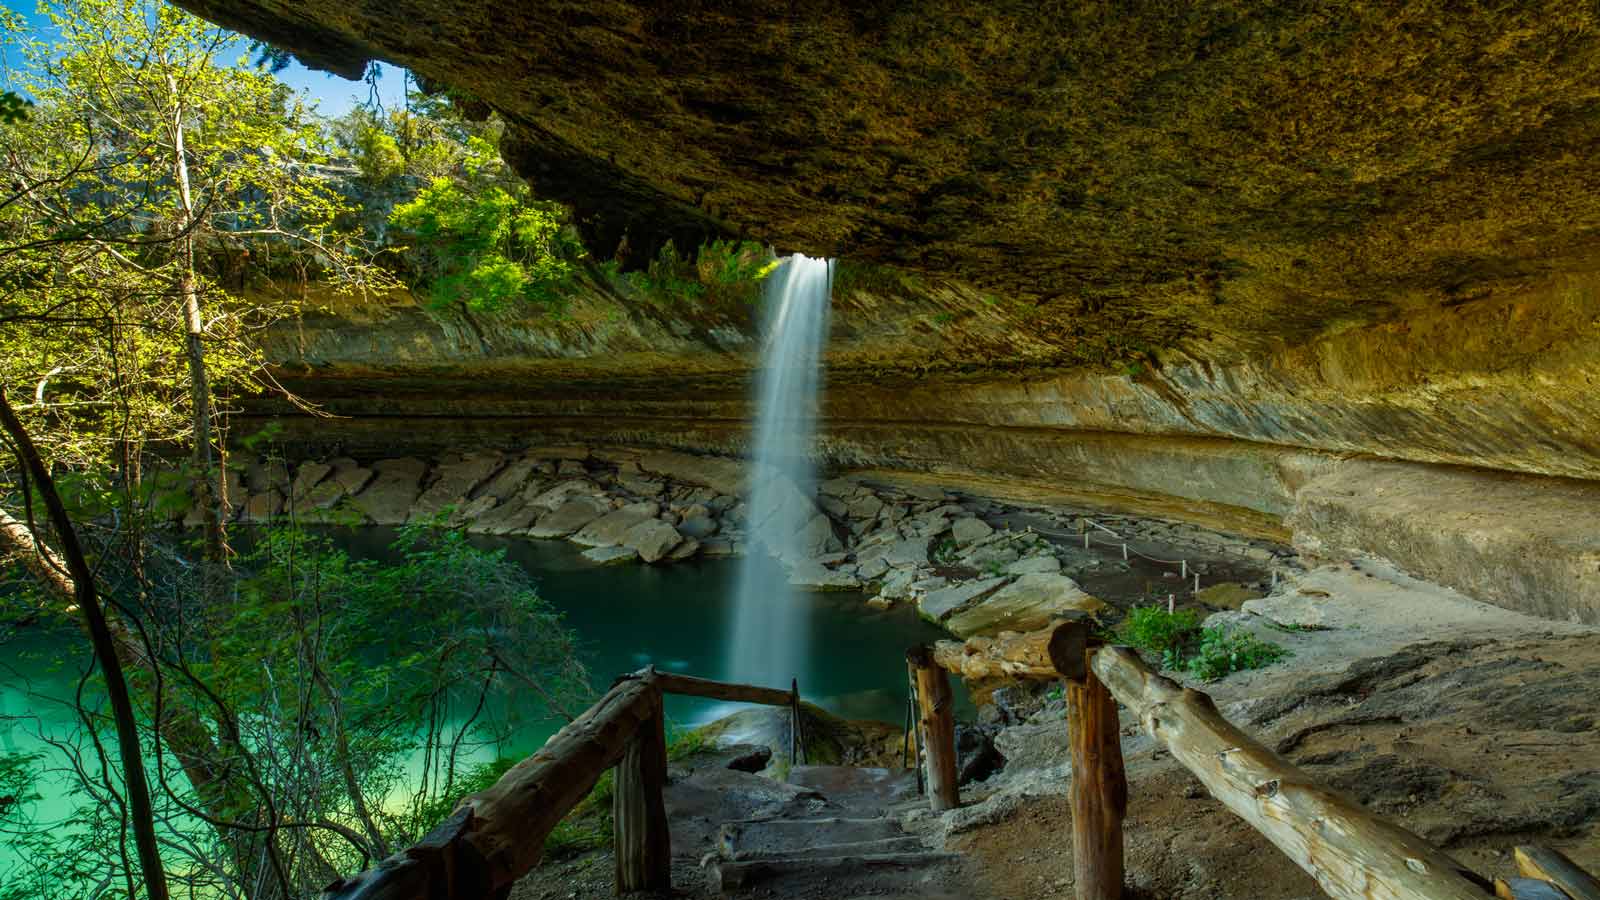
top-left (1185, 627), bottom-right (1290, 681)
top-left (600, 239), bottom-right (776, 307)
top-left (0, 91), bottom-right (29, 123)
top-left (1113, 605), bottom-right (1288, 682)
top-left (1114, 605), bottom-right (1202, 658)
top-left (666, 724), bottom-right (711, 761)
top-left (931, 537), bottom-right (960, 566)
top-left (390, 177), bottom-right (581, 310)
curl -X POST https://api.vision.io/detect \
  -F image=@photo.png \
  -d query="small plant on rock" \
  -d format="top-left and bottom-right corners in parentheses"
top-left (1112, 605), bottom-right (1289, 682)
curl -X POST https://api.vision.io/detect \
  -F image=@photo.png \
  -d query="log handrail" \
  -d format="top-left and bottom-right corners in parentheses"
top-left (926, 622), bottom-right (1534, 900)
top-left (321, 667), bottom-right (806, 899)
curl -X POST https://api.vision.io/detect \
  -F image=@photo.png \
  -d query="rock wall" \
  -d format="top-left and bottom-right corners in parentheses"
top-left (240, 266), bottom-right (1600, 625)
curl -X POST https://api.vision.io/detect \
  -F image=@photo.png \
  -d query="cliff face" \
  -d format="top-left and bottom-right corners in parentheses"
top-left (187, 0), bottom-right (1600, 622)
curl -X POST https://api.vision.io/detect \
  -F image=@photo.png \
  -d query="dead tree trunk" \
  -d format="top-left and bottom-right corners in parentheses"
top-left (1065, 649), bottom-right (1126, 900)
top-left (1091, 645), bottom-right (1490, 900)
top-left (613, 686), bottom-right (670, 894)
top-left (907, 645), bottom-right (959, 811)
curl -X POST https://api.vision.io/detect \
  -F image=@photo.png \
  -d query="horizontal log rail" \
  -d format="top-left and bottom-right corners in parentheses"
top-left (321, 666), bottom-right (806, 900)
top-left (654, 671), bottom-right (795, 707)
top-left (924, 622), bottom-right (1600, 900)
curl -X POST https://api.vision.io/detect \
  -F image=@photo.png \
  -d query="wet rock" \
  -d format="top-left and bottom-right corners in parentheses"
top-left (244, 459), bottom-right (290, 494)
top-left (624, 518), bottom-right (683, 562)
top-left (918, 576), bottom-right (1011, 622)
top-left (791, 513), bottom-right (841, 559)
top-left (528, 495), bottom-right (609, 538)
top-left (667, 537), bottom-right (701, 561)
top-left (788, 560), bottom-right (863, 591)
top-left (678, 514), bottom-right (719, 539)
top-left (295, 478), bottom-right (349, 516)
top-left (727, 746), bottom-right (773, 773)
top-left (857, 556), bottom-right (891, 580)
top-left (946, 573), bottom-right (1107, 637)
top-left (582, 545), bottom-right (639, 565)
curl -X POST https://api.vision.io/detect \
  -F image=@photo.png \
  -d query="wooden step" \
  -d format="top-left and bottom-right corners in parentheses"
top-left (718, 816), bottom-right (906, 857)
top-left (722, 835), bottom-right (931, 861)
top-left (706, 850), bottom-right (960, 893)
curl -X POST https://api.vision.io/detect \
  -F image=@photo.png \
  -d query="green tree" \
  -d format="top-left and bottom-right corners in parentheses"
top-left (1, 0), bottom-right (392, 564)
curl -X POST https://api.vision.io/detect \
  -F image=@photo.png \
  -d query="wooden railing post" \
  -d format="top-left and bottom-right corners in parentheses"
top-left (613, 683), bottom-right (670, 894)
top-left (1058, 622), bottom-right (1126, 900)
top-left (907, 644), bottom-right (959, 811)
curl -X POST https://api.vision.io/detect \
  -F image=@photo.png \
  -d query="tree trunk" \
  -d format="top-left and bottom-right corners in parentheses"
top-left (1066, 660), bottom-right (1125, 900)
top-left (613, 687), bottom-right (670, 894)
top-left (166, 72), bottom-right (226, 594)
top-left (0, 392), bottom-right (172, 900)
top-left (907, 645), bottom-right (959, 811)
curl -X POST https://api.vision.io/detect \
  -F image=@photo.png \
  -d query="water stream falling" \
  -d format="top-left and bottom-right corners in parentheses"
top-left (726, 253), bottom-right (834, 690)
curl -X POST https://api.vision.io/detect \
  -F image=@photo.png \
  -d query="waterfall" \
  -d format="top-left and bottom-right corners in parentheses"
top-left (726, 253), bottom-right (833, 690)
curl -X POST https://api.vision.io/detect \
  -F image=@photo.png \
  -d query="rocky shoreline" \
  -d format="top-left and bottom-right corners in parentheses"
top-left (177, 445), bottom-right (1293, 636)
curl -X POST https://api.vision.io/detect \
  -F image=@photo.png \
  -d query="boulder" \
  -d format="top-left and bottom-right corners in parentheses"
top-left (474, 497), bottom-right (542, 534)
top-left (918, 576), bottom-right (1011, 622)
top-left (1005, 554), bottom-right (1062, 575)
top-left (788, 560), bottom-right (863, 591)
top-left (243, 459), bottom-right (290, 494)
top-left (946, 574), bottom-right (1107, 637)
top-left (350, 458), bottom-right (427, 525)
top-left (678, 514), bottom-right (719, 539)
top-left (582, 545), bottom-right (639, 565)
top-left (528, 495), bottom-right (609, 538)
top-left (636, 450), bottom-right (749, 496)
top-left (845, 493), bottom-right (885, 520)
top-left (667, 537), bottom-right (701, 561)
top-left (880, 536), bottom-right (932, 568)
top-left (951, 517), bottom-right (994, 545)
top-left (526, 478), bottom-right (599, 511)
top-left (790, 513), bottom-right (841, 559)
top-left (448, 493), bottom-right (499, 527)
top-left (818, 477), bottom-right (863, 498)
top-left (477, 456), bottom-right (541, 499)
top-left (817, 495), bottom-right (849, 518)
top-left (623, 519), bottom-right (683, 562)
top-left (289, 462), bottom-right (332, 501)
top-left (294, 479), bottom-right (349, 516)
top-left (572, 502), bottom-right (662, 547)
top-left (857, 556), bottom-right (891, 580)
top-left (618, 474), bottom-right (664, 497)
top-left (239, 490), bottom-right (284, 524)
top-left (409, 452), bottom-right (503, 522)
top-left (330, 458), bottom-right (374, 495)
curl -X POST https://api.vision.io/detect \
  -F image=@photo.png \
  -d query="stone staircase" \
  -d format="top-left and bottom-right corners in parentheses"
top-left (700, 765), bottom-right (963, 895)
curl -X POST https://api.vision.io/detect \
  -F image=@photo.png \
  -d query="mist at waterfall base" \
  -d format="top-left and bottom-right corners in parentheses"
top-left (726, 254), bottom-right (833, 691)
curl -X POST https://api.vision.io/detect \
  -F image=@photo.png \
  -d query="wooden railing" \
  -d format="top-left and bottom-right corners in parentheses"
top-left (320, 667), bottom-right (806, 899)
top-left (913, 621), bottom-right (1600, 900)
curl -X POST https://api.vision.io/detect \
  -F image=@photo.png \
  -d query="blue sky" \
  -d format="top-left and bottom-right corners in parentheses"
top-left (2, 0), bottom-right (408, 117)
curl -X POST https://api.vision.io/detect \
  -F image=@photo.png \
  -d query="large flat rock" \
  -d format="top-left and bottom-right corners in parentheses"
top-left (946, 573), bottom-right (1107, 637)
top-left (528, 495), bottom-right (609, 538)
top-left (918, 577), bottom-right (1011, 623)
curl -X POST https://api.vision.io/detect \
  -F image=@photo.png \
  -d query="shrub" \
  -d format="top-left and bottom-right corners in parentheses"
top-left (1112, 605), bottom-right (1288, 682)
top-left (1186, 628), bottom-right (1290, 681)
